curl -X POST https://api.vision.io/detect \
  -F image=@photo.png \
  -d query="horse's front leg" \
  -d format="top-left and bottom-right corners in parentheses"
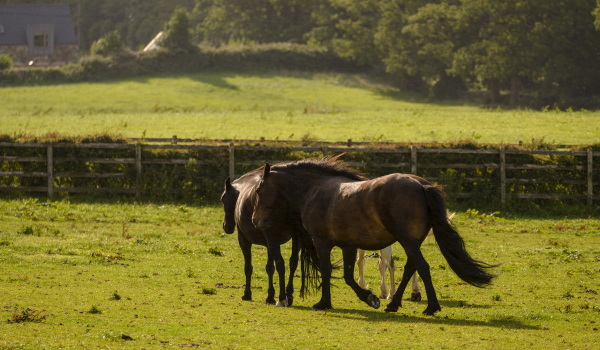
top-left (285, 235), bottom-right (300, 307)
top-left (265, 250), bottom-right (276, 305)
top-left (411, 273), bottom-right (422, 301)
top-left (238, 233), bottom-right (253, 301)
top-left (379, 246), bottom-right (394, 300)
top-left (357, 249), bottom-right (367, 289)
top-left (342, 247), bottom-right (380, 309)
top-left (312, 245), bottom-right (333, 311)
top-left (265, 238), bottom-right (288, 307)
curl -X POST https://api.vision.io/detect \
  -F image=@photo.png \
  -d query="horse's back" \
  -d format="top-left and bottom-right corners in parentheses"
top-left (303, 173), bottom-right (429, 249)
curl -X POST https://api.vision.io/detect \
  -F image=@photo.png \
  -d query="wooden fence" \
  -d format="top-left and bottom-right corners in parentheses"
top-left (0, 141), bottom-right (598, 206)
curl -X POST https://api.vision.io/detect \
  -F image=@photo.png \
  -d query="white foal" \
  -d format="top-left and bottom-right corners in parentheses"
top-left (357, 213), bottom-right (455, 301)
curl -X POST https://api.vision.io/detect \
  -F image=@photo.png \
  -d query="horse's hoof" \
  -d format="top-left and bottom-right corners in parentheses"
top-left (422, 305), bottom-right (441, 316)
top-left (312, 301), bottom-right (332, 311)
top-left (411, 292), bottom-right (422, 302)
top-left (241, 295), bottom-right (252, 301)
top-left (367, 294), bottom-right (380, 309)
top-left (286, 295), bottom-right (294, 307)
top-left (379, 292), bottom-right (389, 300)
top-left (265, 297), bottom-right (276, 305)
top-left (384, 302), bottom-right (399, 313)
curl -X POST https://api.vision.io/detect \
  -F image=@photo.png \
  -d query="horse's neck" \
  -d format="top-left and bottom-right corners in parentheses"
top-left (280, 170), bottom-right (332, 211)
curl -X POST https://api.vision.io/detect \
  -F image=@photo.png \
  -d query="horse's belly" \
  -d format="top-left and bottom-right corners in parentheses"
top-left (328, 217), bottom-right (396, 250)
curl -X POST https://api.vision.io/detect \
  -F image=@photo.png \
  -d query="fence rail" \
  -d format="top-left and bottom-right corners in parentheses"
top-left (0, 141), bottom-right (598, 206)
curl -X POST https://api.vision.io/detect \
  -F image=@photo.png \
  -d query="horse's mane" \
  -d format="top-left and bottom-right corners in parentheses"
top-left (233, 167), bottom-right (263, 183)
top-left (271, 155), bottom-right (367, 181)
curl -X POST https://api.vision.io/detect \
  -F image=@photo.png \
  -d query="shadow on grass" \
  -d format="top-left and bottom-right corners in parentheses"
top-left (291, 305), bottom-right (539, 330)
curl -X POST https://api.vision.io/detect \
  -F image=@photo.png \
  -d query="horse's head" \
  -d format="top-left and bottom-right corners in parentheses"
top-left (220, 177), bottom-right (238, 234)
top-left (252, 163), bottom-right (285, 230)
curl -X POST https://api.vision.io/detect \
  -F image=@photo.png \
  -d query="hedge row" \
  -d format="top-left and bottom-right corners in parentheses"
top-left (0, 44), bottom-right (364, 86)
top-left (0, 134), bottom-right (598, 211)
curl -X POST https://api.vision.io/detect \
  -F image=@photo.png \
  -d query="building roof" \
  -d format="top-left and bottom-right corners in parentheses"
top-left (0, 4), bottom-right (77, 46)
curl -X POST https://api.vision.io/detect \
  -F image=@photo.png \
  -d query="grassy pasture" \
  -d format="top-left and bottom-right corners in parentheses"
top-left (0, 198), bottom-right (599, 349)
top-left (1, 72), bottom-right (599, 144)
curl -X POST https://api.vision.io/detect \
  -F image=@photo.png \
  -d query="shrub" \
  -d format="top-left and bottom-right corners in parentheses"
top-left (159, 7), bottom-right (193, 51)
top-left (0, 54), bottom-right (12, 70)
top-left (91, 30), bottom-right (125, 56)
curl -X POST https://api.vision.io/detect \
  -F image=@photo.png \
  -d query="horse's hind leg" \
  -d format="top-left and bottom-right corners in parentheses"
top-left (265, 250), bottom-right (276, 305)
top-left (342, 247), bottom-right (380, 309)
top-left (285, 235), bottom-right (301, 307)
top-left (407, 245), bottom-right (441, 315)
top-left (411, 273), bottom-right (422, 301)
top-left (357, 249), bottom-right (367, 289)
top-left (384, 257), bottom-right (416, 312)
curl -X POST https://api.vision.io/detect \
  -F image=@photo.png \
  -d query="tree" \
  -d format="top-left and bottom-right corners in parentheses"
top-left (193, 0), bottom-right (317, 45)
top-left (306, 0), bottom-right (385, 66)
top-left (90, 30), bottom-right (125, 56)
top-left (159, 6), bottom-right (194, 50)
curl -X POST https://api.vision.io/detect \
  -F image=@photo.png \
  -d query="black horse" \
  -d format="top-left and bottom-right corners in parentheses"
top-left (221, 167), bottom-right (314, 306)
top-left (251, 158), bottom-right (498, 315)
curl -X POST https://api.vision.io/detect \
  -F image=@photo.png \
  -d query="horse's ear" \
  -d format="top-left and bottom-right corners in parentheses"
top-left (225, 177), bottom-right (232, 190)
top-left (263, 163), bottom-right (271, 179)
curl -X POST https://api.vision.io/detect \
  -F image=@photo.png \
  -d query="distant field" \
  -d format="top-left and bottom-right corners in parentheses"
top-left (0, 198), bottom-right (599, 349)
top-left (1, 72), bottom-right (599, 144)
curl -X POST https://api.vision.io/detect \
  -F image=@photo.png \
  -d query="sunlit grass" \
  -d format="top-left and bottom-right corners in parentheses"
top-left (1, 72), bottom-right (598, 144)
top-left (0, 197), bottom-right (599, 348)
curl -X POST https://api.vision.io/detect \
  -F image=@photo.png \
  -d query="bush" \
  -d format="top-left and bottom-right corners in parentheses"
top-left (90, 30), bottom-right (125, 56)
top-left (0, 54), bottom-right (13, 70)
top-left (159, 7), bottom-right (193, 51)
top-left (0, 44), bottom-right (363, 86)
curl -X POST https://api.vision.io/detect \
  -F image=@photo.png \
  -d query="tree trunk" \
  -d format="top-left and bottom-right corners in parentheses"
top-left (509, 76), bottom-right (520, 105)
top-left (490, 78), bottom-right (500, 105)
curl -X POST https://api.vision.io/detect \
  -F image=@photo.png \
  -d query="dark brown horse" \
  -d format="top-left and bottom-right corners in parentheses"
top-left (251, 158), bottom-right (498, 315)
top-left (221, 167), bottom-right (324, 306)
top-left (221, 169), bottom-right (301, 306)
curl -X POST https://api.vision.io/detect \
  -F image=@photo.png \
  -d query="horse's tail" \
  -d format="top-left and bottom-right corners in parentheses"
top-left (422, 185), bottom-right (498, 287)
top-left (298, 226), bottom-right (322, 298)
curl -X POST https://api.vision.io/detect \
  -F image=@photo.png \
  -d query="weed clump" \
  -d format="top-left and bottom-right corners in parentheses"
top-left (492, 294), bottom-right (502, 301)
top-left (209, 247), bottom-right (224, 256)
top-left (88, 305), bottom-right (102, 314)
top-left (201, 288), bottom-right (217, 295)
top-left (110, 292), bottom-right (122, 301)
top-left (9, 308), bottom-right (48, 323)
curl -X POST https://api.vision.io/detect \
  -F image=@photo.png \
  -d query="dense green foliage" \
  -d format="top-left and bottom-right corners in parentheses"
top-left (90, 30), bottom-right (125, 56)
top-left (159, 7), bottom-right (194, 50)
top-left (0, 199), bottom-right (599, 348)
top-left (0, 54), bottom-right (13, 70)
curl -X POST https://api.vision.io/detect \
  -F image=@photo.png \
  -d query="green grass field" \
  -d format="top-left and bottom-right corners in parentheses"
top-left (1, 72), bottom-right (599, 144)
top-left (1, 198), bottom-right (599, 349)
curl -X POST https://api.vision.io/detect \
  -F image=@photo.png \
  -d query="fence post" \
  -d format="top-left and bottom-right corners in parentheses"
top-left (47, 141), bottom-right (53, 199)
top-left (135, 142), bottom-right (142, 200)
top-left (500, 147), bottom-right (506, 207)
top-left (588, 148), bottom-right (593, 207)
top-left (229, 142), bottom-right (235, 180)
top-left (410, 146), bottom-right (417, 175)
top-left (322, 144), bottom-right (328, 159)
